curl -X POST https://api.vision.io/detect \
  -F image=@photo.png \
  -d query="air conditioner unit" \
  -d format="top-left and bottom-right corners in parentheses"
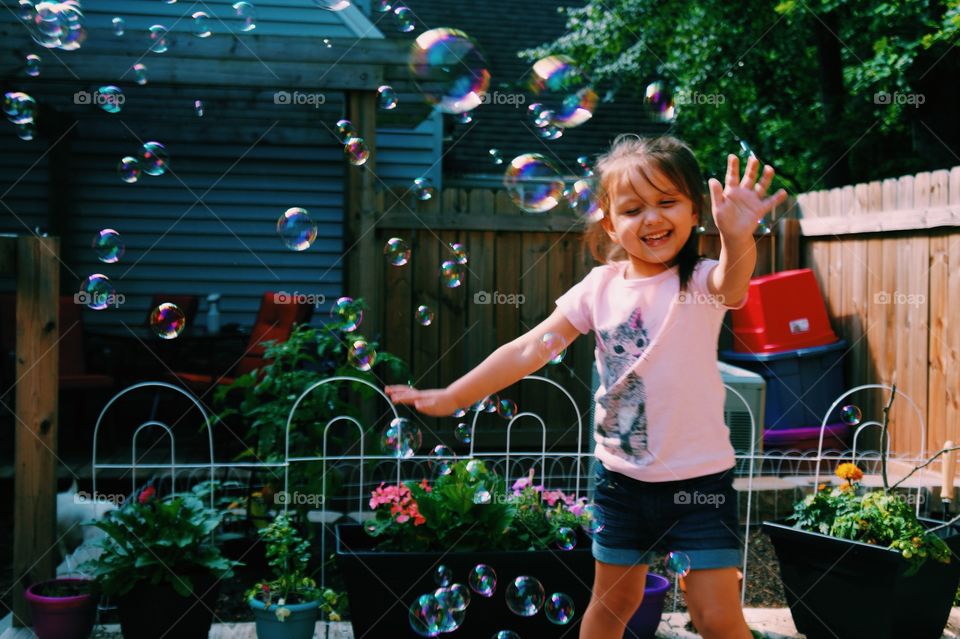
top-left (718, 361), bottom-right (766, 474)
top-left (588, 360), bottom-right (765, 475)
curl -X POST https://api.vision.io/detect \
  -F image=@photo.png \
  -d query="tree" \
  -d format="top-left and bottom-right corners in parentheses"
top-left (521, 0), bottom-right (960, 191)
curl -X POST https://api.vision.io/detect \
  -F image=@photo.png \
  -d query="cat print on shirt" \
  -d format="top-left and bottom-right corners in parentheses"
top-left (596, 308), bottom-right (654, 464)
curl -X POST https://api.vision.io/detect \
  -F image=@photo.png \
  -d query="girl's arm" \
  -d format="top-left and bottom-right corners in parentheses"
top-left (384, 307), bottom-right (582, 416)
top-left (707, 153), bottom-right (787, 306)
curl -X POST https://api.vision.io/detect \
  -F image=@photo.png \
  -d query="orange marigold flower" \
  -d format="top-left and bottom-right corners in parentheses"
top-left (835, 463), bottom-right (863, 482)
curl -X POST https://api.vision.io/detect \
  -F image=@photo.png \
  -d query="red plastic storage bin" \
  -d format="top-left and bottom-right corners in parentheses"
top-left (730, 268), bottom-right (837, 354)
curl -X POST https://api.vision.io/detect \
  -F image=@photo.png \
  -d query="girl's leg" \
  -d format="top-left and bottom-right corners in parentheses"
top-left (579, 560), bottom-right (648, 639)
top-left (683, 567), bottom-right (753, 639)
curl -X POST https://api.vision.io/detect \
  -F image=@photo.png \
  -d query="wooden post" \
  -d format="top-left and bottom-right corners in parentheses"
top-left (12, 235), bottom-right (60, 626)
top-left (775, 216), bottom-right (800, 271)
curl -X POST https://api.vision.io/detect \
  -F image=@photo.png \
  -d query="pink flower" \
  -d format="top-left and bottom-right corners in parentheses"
top-left (138, 485), bottom-right (156, 504)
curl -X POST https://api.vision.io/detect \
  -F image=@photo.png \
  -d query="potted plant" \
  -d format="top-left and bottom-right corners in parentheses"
top-left (763, 389), bottom-right (960, 639)
top-left (85, 483), bottom-right (236, 639)
top-left (24, 578), bottom-right (98, 639)
top-left (246, 513), bottom-right (345, 639)
top-left (337, 460), bottom-right (661, 637)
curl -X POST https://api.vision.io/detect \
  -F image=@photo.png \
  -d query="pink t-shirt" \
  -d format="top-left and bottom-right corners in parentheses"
top-left (556, 258), bottom-right (743, 482)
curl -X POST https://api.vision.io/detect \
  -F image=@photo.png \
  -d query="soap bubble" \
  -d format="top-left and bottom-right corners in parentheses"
top-left (3, 92), bottom-right (36, 125)
top-left (150, 302), bottom-right (186, 339)
top-left (95, 85), bottom-right (124, 114)
top-left (840, 405), bottom-right (862, 426)
top-left (540, 332), bottom-right (566, 362)
top-left (440, 260), bottom-right (463, 288)
top-left (344, 136), bottom-right (369, 166)
top-left (384, 237), bottom-right (410, 266)
top-left (664, 551), bottom-right (691, 578)
top-left (483, 394), bottom-right (498, 413)
top-left (448, 242), bottom-right (468, 265)
top-left (112, 16), bottom-right (124, 36)
top-left (408, 593), bottom-right (442, 637)
top-left (537, 124), bottom-right (563, 140)
top-left (322, 37), bottom-right (332, 48)
top-left (555, 526), bottom-right (577, 551)
top-left (644, 80), bottom-right (675, 123)
top-left (378, 85), bottom-right (398, 110)
top-left (457, 111), bottom-right (473, 124)
top-left (503, 153), bottom-right (564, 213)
top-left (434, 565), bottom-right (453, 587)
top-left (336, 118), bottom-right (354, 140)
top-left (374, 0), bottom-right (391, 11)
top-left (492, 632), bottom-right (520, 639)
top-left (138, 141), bottom-right (169, 176)
top-left (496, 398), bottom-right (517, 419)
top-left (117, 157), bottom-right (140, 183)
top-left (412, 177), bottom-right (435, 201)
top-left (29, 1), bottom-right (86, 50)
top-left (408, 28), bottom-right (490, 114)
top-left (276, 207), bottom-right (317, 251)
top-left (148, 25), bottom-right (169, 53)
top-left (233, 1), bottom-right (256, 31)
top-left (448, 583), bottom-right (470, 611)
top-left (757, 218), bottom-right (772, 235)
top-left (16, 122), bottom-right (36, 141)
top-left (348, 339), bottom-right (376, 371)
top-left (93, 229), bottom-right (124, 263)
top-left (581, 503), bottom-right (603, 534)
top-left (465, 459), bottom-right (482, 477)
top-left (505, 576), bottom-right (545, 616)
top-left (194, 100), bottom-right (204, 117)
top-left (454, 422), bottom-right (471, 444)
top-left (79, 274), bottom-right (115, 311)
top-left (428, 445), bottom-right (456, 476)
top-left (489, 148), bottom-right (503, 165)
top-left (566, 178), bottom-right (602, 222)
top-left (380, 417), bottom-right (421, 458)
top-left (415, 304), bottom-right (435, 326)
top-left (192, 11), bottom-right (212, 37)
top-left (315, 0), bottom-right (350, 9)
top-left (468, 564), bottom-right (497, 597)
top-left (544, 592), bottom-right (575, 625)
top-left (24, 54), bottom-right (41, 77)
top-left (451, 407), bottom-right (467, 418)
top-left (527, 55), bottom-right (596, 129)
top-left (132, 63), bottom-right (148, 85)
top-left (393, 5), bottom-right (415, 32)
top-left (330, 296), bottom-right (362, 331)
top-left (472, 484), bottom-right (491, 504)
top-left (527, 102), bottom-right (551, 128)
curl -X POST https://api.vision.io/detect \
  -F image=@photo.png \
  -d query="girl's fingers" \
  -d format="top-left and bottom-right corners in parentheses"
top-left (725, 154), bottom-right (739, 188)
top-left (708, 177), bottom-right (725, 209)
top-left (740, 155), bottom-right (760, 190)
top-left (762, 189), bottom-right (788, 212)
top-left (754, 165), bottom-right (775, 196)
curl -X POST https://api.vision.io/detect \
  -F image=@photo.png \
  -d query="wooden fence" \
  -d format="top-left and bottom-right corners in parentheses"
top-left (798, 168), bottom-right (960, 460)
top-left (363, 188), bottom-right (790, 450)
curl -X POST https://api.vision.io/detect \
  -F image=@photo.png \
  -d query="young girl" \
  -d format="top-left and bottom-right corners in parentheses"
top-left (386, 135), bottom-right (786, 639)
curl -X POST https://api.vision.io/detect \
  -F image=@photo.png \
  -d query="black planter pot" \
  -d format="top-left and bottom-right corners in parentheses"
top-left (763, 518), bottom-right (960, 639)
top-left (116, 573), bottom-right (221, 639)
top-left (336, 523), bottom-right (595, 637)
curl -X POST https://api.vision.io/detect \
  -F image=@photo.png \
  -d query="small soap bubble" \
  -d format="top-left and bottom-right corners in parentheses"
top-left (412, 177), bottom-right (435, 201)
top-left (79, 274), bottom-right (116, 311)
top-left (840, 404), bottom-right (862, 426)
top-left (528, 55), bottom-right (597, 129)
top-left (233, 1), bottom-right (256, 31)
top-left (757, 217), bottom-right (772, 235)
top-left (276, 207), bottom-right (317, 251)
top-left (378, 85), bottom-right (398, 110)
top-left (458, 111), bottom-right (473, 124)
top-left (150, 302), bottom-right (186, 339)
top-left (468, 564), bottom-right (497, 597)
top-left (448, 242), bottom-right (468, 265)
top-left (472, 484), bottom-right (491, 504)
top-left (344, 136), bottom-right (370, 166)
top-left (374, 0), bottom-right (391, 11)
top-left (384, 237), bottom-right (410, 266)
top-left (408, 28), bottom-right (490, 113)
top-left (544, 592), bottom-right (575, 625)
top-left (448, 583), bottom-right (470, 611)
top-left (496, 398), bottom-right (517, 419)
top-left (483, 394), bottom-right (498, 413)
top-left (380, 417), bottom-right (421, 458)
top-left (451, 407), bottom-right (467, 418)
top-left (434, 565), bottom-right (453, 587)
top-left (24, 54), bottom-right (41, 77)
top-left (322, 37), bottom-right (332, 48)
top-left (566, 178), bottom-right (601, 222)
top-left (148, 25), bottom-right (169, 53)
top-left (555, 526), bottom-right (577, 551)
top-left (582, 503), bottom-right (604, 534)
top-left (408, 593), bottom-right (442, 637)
top-left (644, 80), bottom-right (676, 123)
top-left (664, 551), bottom-right (692, 578)
top-left (393, 5), bottom-right (415, 32)
top-left (95, 85), bottom-right (124, 114)
top-left (112, 16), bottom-right (124, 36)
top-left (330, 296), bottom-right (362, 331)
top-left (493, 632), bottom-right (520, 639)
top-left (336, 118), bottom-right (354, 141)
top-left (503, 153), bottom-right (564, 213)
top-left (440, 260), bottom-right (463, 288)
top-left (537, 124), bottom-right (563, 140)
top-left (93, 229), bottom-right (124, 263)
top-left (489, 148), bottom-right (503, 165)
top-left (540, 332), bottom-right (566, 361)
top-left (132, 63), bottom-right (148, 85)
top-left (117, 156), bottom-right (140, 183)
top-left (505, 576), bottom-right (545, 617)
top-left (194, 99), bottom-right (204, 117)
top-left (415, 304), bottom-right (434, 326)
top-left (16, 122), bottom-right (36, 141)
top-left (192, 11), bottom-right (212, 37)
top-left (348, 339), bottom-right (376, 371)
top-left (429, 445), bottom-right (456, 476)
top-left (465, 459), bottom-right (482, 477)
top-left (138, 141), bottom-right (169, 176)
top-left (454, 422), bottom-right (471, 444)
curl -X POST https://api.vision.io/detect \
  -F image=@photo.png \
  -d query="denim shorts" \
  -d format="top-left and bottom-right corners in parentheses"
top-left (591, 463), bottom-right (742, 569)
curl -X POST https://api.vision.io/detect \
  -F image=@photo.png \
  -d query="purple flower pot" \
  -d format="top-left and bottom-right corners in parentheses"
top-left (25, 578), bottom-right (97, 639)
top-left (623, 573), bottom-right (671, 639)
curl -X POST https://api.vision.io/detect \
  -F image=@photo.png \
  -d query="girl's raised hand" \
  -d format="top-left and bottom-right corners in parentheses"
top-left (708, 154), bottom-right (787, 241)
top-left (384, 384), bottom-right (459, 418)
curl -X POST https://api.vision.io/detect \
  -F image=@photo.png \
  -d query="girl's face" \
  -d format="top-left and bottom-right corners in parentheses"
top-left (601, 165), bottom-right (698, 277)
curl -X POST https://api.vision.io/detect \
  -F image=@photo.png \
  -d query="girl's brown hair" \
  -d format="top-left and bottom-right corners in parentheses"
top-left (585, 134), bottom-right (704, 289)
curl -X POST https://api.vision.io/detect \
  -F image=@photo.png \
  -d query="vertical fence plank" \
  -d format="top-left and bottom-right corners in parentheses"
top-left (927, 170), bottom-right (950, 458)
